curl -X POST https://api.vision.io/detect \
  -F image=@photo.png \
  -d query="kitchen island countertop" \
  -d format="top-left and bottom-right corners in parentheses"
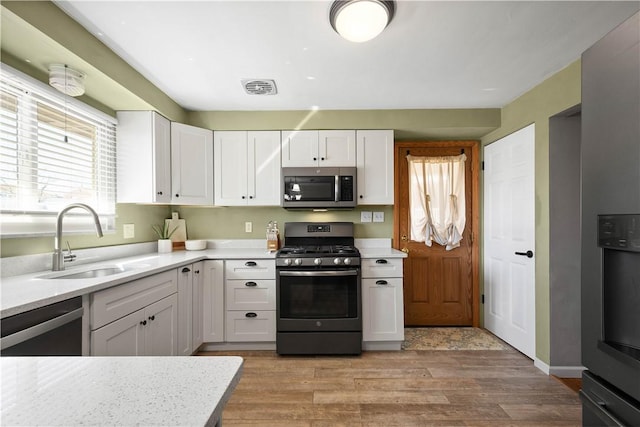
top-left (0, 356), bottom-right (243, 426)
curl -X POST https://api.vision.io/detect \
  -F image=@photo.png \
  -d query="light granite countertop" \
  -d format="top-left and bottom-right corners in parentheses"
top-left (0, 356), bottom-right (243, 426)
top-left (1, 238), bottom-right (405, 318)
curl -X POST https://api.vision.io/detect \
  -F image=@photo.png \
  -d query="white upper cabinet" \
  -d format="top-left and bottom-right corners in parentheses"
top-left (281, 130), bottom-right (356, 167)
top-left (171, 122), bottom-right (214, 205)
top-left (356, 130), bottom-right (394, 205)
top-left (117, 111), bottom-right (171, 204)
top-left (214, 131), bottom-right (281, 206)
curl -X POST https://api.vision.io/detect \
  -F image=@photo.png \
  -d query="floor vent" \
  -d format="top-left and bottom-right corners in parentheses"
top-left (241, 79), bottom-right (277, 95)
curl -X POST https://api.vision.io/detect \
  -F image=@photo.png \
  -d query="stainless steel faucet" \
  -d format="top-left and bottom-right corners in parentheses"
top-left (52, 203), bottom-right (104, 271)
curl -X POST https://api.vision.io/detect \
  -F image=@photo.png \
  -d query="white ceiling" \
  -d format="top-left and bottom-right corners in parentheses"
top-left (53, 1), bottom-right (639, 111)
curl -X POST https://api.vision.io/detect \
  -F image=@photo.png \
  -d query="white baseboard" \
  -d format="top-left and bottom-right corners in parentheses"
top-left (534, 358), bottom-right (550, 374)
top-left (548, 365), bottom-right (585, 378)
top-left (534, 359), bottom-right (585, 378)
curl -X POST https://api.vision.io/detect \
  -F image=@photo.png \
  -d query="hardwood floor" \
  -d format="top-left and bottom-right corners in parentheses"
top-left (198, 348), bottom-right (582, 426)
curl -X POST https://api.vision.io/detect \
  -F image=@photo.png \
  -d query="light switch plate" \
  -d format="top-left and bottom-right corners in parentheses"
top-left (373, 212), bottom-right (385, 223)
top-left (245, 222), bottom-right (253, 233)
top-left (123, 223), bottom-right (135, 239)
top-left (360, 211), bottom-right (372, 223)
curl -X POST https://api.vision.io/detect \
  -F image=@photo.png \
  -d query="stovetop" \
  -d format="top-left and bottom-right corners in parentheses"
top-left (277, 245), bottom-right (359, 257)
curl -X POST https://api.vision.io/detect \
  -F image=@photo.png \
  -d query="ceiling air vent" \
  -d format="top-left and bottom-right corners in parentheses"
top-left (241, 79), bottom-right (277, 95)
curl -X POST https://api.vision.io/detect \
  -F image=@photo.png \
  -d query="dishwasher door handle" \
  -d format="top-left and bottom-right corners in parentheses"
top-left (0, 307), bottom-right (84, 350)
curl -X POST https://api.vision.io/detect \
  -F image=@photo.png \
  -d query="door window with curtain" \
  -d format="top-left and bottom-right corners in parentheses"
top-left (407, 153), bottom-right (466, 250)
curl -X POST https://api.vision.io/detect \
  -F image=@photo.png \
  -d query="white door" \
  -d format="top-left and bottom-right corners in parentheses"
top-left (145, 294), bottom-right (178, 356)
top-left (356, 130), bottom-right (394, 204)
top-left (483, 124), bottom-right (536, 359)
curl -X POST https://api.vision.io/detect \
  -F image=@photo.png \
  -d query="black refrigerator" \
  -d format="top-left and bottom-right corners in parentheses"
top-left (580, 11), bottom-right (640, 426)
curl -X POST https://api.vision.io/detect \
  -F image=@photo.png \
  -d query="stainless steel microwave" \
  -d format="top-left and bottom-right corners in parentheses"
top-left (282, 167), bottom-right (357, 209)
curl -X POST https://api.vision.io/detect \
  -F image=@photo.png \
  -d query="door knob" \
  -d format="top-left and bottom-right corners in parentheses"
top-left (515, 250), bottom-right (534, 258)
top-left (401, 247), bottom-right (409, 253)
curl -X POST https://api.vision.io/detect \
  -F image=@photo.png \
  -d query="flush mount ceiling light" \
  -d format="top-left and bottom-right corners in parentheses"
top-left (330, 0), bottom-right (395, 43)
top-left (49, 64), bottom-right (86, 97)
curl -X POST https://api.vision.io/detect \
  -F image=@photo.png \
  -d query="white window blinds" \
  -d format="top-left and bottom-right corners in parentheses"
top-left (0, 64), bottom-right (116, 237)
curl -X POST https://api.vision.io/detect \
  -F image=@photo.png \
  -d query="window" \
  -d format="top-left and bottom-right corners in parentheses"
top-left (0, 64), bottom-right (116, 237)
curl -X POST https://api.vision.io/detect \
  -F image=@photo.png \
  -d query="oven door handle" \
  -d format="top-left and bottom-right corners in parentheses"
top-left (279, 270), bottom-right (359, 277)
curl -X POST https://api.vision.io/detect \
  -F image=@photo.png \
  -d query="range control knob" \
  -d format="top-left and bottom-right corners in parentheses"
top-left (333, 258), bottom-right (342, 265)
top-left (343, 258), bottom-right (352, 265)
top-left (283, 258), bottom-right (292, 266)
top-left (314, 258), bottom-right (322, 265)
top-left (294, 258), bottom-right (303, 266)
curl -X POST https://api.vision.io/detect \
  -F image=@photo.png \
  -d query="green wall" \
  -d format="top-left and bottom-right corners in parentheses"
top-left (480, 60), bottom-right (582, 365)
top-left (0, 0), bottom-right (584, 367)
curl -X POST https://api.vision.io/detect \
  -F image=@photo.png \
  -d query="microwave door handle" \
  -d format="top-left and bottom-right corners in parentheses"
top-left (335, 175), bottom-right (339, 202)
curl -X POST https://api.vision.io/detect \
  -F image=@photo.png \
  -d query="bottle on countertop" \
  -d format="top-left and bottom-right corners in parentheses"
top-left (267, 221), bottom-right (279, 252)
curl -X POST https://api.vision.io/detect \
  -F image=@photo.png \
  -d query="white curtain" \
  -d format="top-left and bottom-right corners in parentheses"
top-left (407, 153), bottom-right (466, 250)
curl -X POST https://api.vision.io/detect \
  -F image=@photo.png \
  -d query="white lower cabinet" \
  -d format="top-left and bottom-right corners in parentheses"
top-left (224, 260), bottom-right (276, 342)
top-left (177, 262), bottom-right (204, 356)
top-left (90, 269), bottom-right (179, 356)
top-left (361, 258), bottom-right (404, 345)
top-left (202, 260), bottom-right (225, 343)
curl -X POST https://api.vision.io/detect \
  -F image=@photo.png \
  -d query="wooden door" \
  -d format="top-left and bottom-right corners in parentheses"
top-left (394, 141), bottom-right (479, 326)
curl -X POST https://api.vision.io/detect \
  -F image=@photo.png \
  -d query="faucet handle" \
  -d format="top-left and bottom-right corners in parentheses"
top-left (64, 241), bottom-right (76, 262)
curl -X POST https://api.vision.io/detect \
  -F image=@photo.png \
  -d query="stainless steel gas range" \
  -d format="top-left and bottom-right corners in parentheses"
top-left (275, 222), bottom-right (362, 355)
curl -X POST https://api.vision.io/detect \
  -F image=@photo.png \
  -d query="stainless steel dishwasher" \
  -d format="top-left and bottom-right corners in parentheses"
top-left (1, 296), bottom-right (83, 356)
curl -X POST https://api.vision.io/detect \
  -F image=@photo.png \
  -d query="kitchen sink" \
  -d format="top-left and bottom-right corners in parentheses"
top-left (37, 263), bottom-right (150, 280)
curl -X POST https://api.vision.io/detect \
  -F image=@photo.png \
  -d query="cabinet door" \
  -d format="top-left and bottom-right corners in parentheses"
top-left (91, 269), bottom-right (177, 330)
top-left (281, 130), bottom-right (319, 167)
top-left (116, 111), bottom-right (171, 203)
top-left (319, 130), bottom-right (356, 167)
top-left (91, 309), bottom-right (145, 356)
top-left (144, 294), bottom-right (178, 356)
top-left (361, 258), bottom-right (403, 279)
top-left (202, 260), bottom-right (225, 343)
top-left (214, 131), bottom-right (248, 206)
top-left (192, 262), bottom-right (204, 351)
top-left (362, 277), bottom-right (404, 342)
top-left (177, 265), bottom-right (194, 356)
top-left (225, 259), bottom-right (275, 280)
top-left (171, 122), bottom-right (214, 205)
top-left (225, 310), bottom-right (276, 342)
top-left (225, 279), bottom-right (276, 311)
top-left (357, 130), bottom-right (394, 204)
top-left (248, 131), bottom-right (281, 206)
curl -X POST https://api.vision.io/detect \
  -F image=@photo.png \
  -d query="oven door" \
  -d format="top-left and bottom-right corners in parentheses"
top-left (277, 268), bottom-right (361, 332)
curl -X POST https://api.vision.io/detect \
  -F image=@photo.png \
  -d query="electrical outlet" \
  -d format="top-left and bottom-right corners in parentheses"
top-left (373, 212), bottom-right (385, 223)
top-left (245, 222), bottom-right (253, 233)
top-left (360, 211), bottom-right (372, 223)
top-left (123, 223), bottom-right (135, 239)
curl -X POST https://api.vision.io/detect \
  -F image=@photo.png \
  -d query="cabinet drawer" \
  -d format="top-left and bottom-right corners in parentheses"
top-left (225, 259), bottom-right (275, 280)
top-left (225, 279), bottom-right (276, 311)
top-left (225, 310), bottom-right (276, 342)
top-left (91, 269), bottom-right (178, 330)
top-left (361, 258), bottom-right (403, 278)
